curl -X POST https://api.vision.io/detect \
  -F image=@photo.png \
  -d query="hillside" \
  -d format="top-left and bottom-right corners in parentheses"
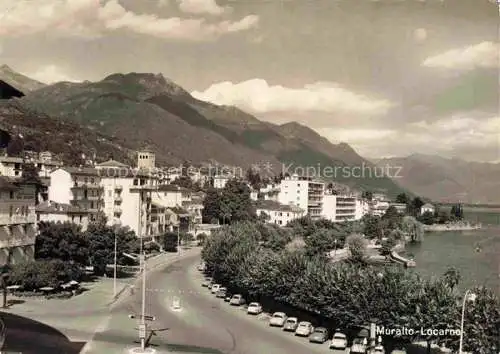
top-left (0, 65), bottom-right (46, 93)
top-left (0, 99), bottom-right (134, 165)
top-left (374, 154), bottom-right (500, 204)
top-left (20, 70), bottom-right (406, 195)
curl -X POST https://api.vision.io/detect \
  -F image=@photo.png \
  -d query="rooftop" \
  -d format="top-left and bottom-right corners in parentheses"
top-left (158, 184), bottom-right (191, 192)
top-left (255, 200), bottom-right (303, 213)
top-left (95, 159), bottom-right (129, 168)
top-left (36, 201), bottom-right (90, 214)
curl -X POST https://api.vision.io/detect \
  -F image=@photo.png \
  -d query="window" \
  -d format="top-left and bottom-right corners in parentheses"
top-left (9, 205), bottom-right (13, 217)
top-left (90, 202), bottom-right (94, 209)
top-left (9, 191), bottom-right (14, 199)
top-left (108, 190), bottom-right (112, 197)
top-left (133, 179), bottom-right (138, 186)
top-left (84, 177), bottom-right (88, 183)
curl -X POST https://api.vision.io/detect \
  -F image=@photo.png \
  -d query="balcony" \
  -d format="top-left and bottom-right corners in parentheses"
top-left (114, 185), bottom-right (123, 191)
top-left (87, 195), bottom-right (101, 201)
top-left (114, 196), bottom-right (122, 203)
top-left (71, 182), bottom-right (103, 190)
top-left (113, 206), bottom-right (122, 214)
top-left (0, 215), bottom-right (37, 225)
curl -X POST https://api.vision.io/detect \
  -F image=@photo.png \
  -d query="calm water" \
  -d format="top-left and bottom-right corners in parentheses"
top-left (405, 209), bottom-right (500, 293)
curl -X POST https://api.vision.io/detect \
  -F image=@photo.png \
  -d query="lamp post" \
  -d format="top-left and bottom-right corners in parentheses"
top-left (112, 219), bottom-right (121, 297)
top-left (459, 289), bottom-right (476, 354)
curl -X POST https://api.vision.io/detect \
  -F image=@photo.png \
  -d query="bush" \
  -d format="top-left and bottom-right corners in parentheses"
top-left (9, 260), bottom-right (84, 291)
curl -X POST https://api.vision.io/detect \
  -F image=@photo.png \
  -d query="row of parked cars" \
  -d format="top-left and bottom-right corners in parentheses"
top-left (198, 265), bottom-right (405, 354)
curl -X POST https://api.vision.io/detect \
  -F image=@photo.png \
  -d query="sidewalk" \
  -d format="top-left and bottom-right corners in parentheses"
top-left (1, 249), bottom-right (201, 353)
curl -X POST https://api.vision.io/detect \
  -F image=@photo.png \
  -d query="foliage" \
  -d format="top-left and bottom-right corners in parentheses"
top-left (9, 259), bottom-right (84, 291)
top-left (35, 222), bottom-right (89, 264)
top-left (345, 234), bottom-right (368, 263)
top-left (395, 193), bottom-right (410, 204)
top-left (442, 267), bottom-right (461, 290)
top-left (246, 168), bottom-right (262, 189)
top-left (380, 237), bottom-right (397, 256)
top-left (419, 211), bottom-right (435, 225)
top-left (361, 190), bottom-right (373, 200)
top-left (202, 180), bottom-right (256, 224)
top-left (161, 232), bottom-right (179, 252)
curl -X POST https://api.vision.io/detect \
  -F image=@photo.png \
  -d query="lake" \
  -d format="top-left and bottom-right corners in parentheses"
top-left (405, 209), bottom-right (499, 293)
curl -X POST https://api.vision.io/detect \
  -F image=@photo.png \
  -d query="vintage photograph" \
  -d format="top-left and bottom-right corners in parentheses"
top-left (0, 0), bottom-right (498, 353)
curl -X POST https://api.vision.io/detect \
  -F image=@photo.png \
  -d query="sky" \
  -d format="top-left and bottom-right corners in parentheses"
top-left (0, 0), bottom-right (498, 162)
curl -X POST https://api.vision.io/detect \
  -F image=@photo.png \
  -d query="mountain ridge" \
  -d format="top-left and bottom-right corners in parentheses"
top-left (0, 65), bottom-right (46, 93)
top-left (17, 69), bottom-right (406, 196)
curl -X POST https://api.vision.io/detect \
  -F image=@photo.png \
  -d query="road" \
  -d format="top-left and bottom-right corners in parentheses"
top-left (89, 251), bottom-right (347, 353)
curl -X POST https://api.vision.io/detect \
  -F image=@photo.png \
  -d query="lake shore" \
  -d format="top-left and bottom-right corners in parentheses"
top-left (423, 223), bottom-right (481, 232)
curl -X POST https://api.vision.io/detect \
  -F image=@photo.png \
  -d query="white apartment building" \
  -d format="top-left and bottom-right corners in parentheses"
top-left (356, 199), bottom-right (371, 219)
top-left (153, 185), bottom-right (192, 207)
top-left (36, 201), bottom-right (90, 231)
top-left (96, 160), bottom-right (159, 238)
top-left (278, 174), bottom-right (324, 219)
top-left (370, 199), bottom-right (390, 217)
top-left (256, 200), bottom-right (305, 226)
top-left (48, 167), bottom-right (103, 221)
top-left (0, 177), bottom-right (37, 265)
top-left (321, 193), bottom-right (362, 222)
top-left (213, 175), bottom-right (230, 189)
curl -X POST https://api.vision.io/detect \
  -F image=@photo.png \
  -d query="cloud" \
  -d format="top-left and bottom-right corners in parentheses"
top-left (317, 115), bottom-right (499, 162)
top-left (0, 0), bottom-right (258, 41)
top-left (422, 41), bottom-right (499, 70)
top-left (177, 0), bottom-right (228, 15)
top-left (191, 79), bottom-right (393, 115)
top-left (24, 65), bottom-right (81, 84)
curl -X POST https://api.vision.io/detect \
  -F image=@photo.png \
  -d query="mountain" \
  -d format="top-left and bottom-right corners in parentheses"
top-left (0, 65), bottom-right (46, 93)
top-left (0, 80), bottom-right (25, 99)
top-left (0, 99), bottom-right (134, 165)
top-left (19, 69), bottom-right (406, 196)
top-left (374, 154), bottom-right (500, 204)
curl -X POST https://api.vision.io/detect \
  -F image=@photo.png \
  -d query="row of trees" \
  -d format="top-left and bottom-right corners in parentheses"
top-left (418, 204), bottom-right (465, 225)
top-left (202, 221), bottom-right (499, 353)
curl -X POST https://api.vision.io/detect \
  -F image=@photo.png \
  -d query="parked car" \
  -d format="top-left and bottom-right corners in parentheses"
top-left (229, 294), bottom-right (245, 306)
top-left (329, 332), bottom-right (348, 350)
top-left (224, 294), bottom-right (232, 302)
top-left (309, 327), bottom-right (328, 343)
top-left (216, 287), bottom-right (227, 298)
top-left (247, 302), bottom-right (263, 315)
top-left (283, 317), bottom-right (299, 332)
top-left (371, 345), bottom-right (385, 354)
top-left (351, 337), bottom-right (368, 354)
top-left (211, 284), bottom-right (221, 294)
top-left (201, 277), bottom-right (212, 287)
top-left (295, 321), bottom-right (314, 337)
top-left (269, 312), bottom-right (287, 327)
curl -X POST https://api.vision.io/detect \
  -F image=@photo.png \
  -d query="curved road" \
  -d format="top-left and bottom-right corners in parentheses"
top-left (125, 253), bottom-right (340, 354)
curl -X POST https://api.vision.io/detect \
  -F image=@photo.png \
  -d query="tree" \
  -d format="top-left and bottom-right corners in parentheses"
top-left (362, 215), bottom-right (383, 239)
top-left (161, 232), bottom-right (179, 252)
top-left (382, 205), bottom-right (402, 230)
top-left (346, 234), bottom-right (368, 263)
top-left (35, 221), bottom-right (89, 264)
top-left (246, 168), bottom-right (261, 190)
top-left (219, 179), bottom-right (256, 223)
top-left (171, 176), bottom-right (193, 189)
top-left (202, 187), bottom-right (221, 223)
top-left (409, 197), bottom-right (425, 216)
top-left (395, 193), bottom-right (410, 204)
top-left (6, 137), bottom-right (24, 156)
top-left (442, 267), bottom-right (461, 290)
top-left (419, 211), bottom-right (434, 225)
top-left (361, 190), bottom-right (373, 200)
top-left (304, 228), bottom-right (337, 258)
top-left (85, 223), bottom-right (139, 275)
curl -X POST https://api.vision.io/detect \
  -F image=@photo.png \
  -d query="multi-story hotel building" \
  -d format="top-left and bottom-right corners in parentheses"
top-left (278, 174), bottom-right (324, 219)
top-left (0, 177), bottom-right (37, 264)
top-left (321, 193), bottom-right (369, 222)
top-left (48, 167), bottom-right (103, 221)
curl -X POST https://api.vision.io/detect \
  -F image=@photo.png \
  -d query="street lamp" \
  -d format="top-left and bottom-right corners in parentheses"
top-left (113, 219), bottom-right (122, 297)
top-left (459, 289), bottom-right (477, 354)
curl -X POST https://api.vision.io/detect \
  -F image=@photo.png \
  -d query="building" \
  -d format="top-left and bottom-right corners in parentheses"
top-left (48, 167), bottom-right (103, 221)
top-left (0, 177), bottom-right (37, 265)
top-left (278, 174), bottom-right (324, 219)
top-left (370, 199), bottom-right (390, 217)
top-left (321, 193), bottom-right (366, 222)
top-left (256, 200), bottom-right (305, 226)
top-left (97, 162), bottom-right (159, 238)
top-left (35, 201), bottom-right (90, 231)
top-left (181, 200), bottom-right (203, 224)
top-left (0, 152), bottom-right (62, 179)
top-left (390, 202), bottom-right (407, 214)
top-left (420, 203), bottom-right (435, 215)
top-left (213, 175), bottom-right (230, 189)
top-left (136, 148), bottom-right (156, 170)
top-left (154, 185), bottom-right (192, 207)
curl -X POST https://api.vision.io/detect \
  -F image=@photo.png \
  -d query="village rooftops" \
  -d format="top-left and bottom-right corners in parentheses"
top-left (95, 159), bottom-right (129, 168)
top-left (158, 184), bottom-right (191, 192)
top-left (60, 166), bottom-right (100, 176)
top-left (255, 200), bottom-right (304, 213)
top-left (36, 201), bottom-right (90, 214)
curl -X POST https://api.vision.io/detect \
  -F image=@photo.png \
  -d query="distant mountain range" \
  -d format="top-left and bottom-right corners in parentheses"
top-left (1, 69), bottom-right (404, 197)
top-left (374, 154), bottom-right (500, 204)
